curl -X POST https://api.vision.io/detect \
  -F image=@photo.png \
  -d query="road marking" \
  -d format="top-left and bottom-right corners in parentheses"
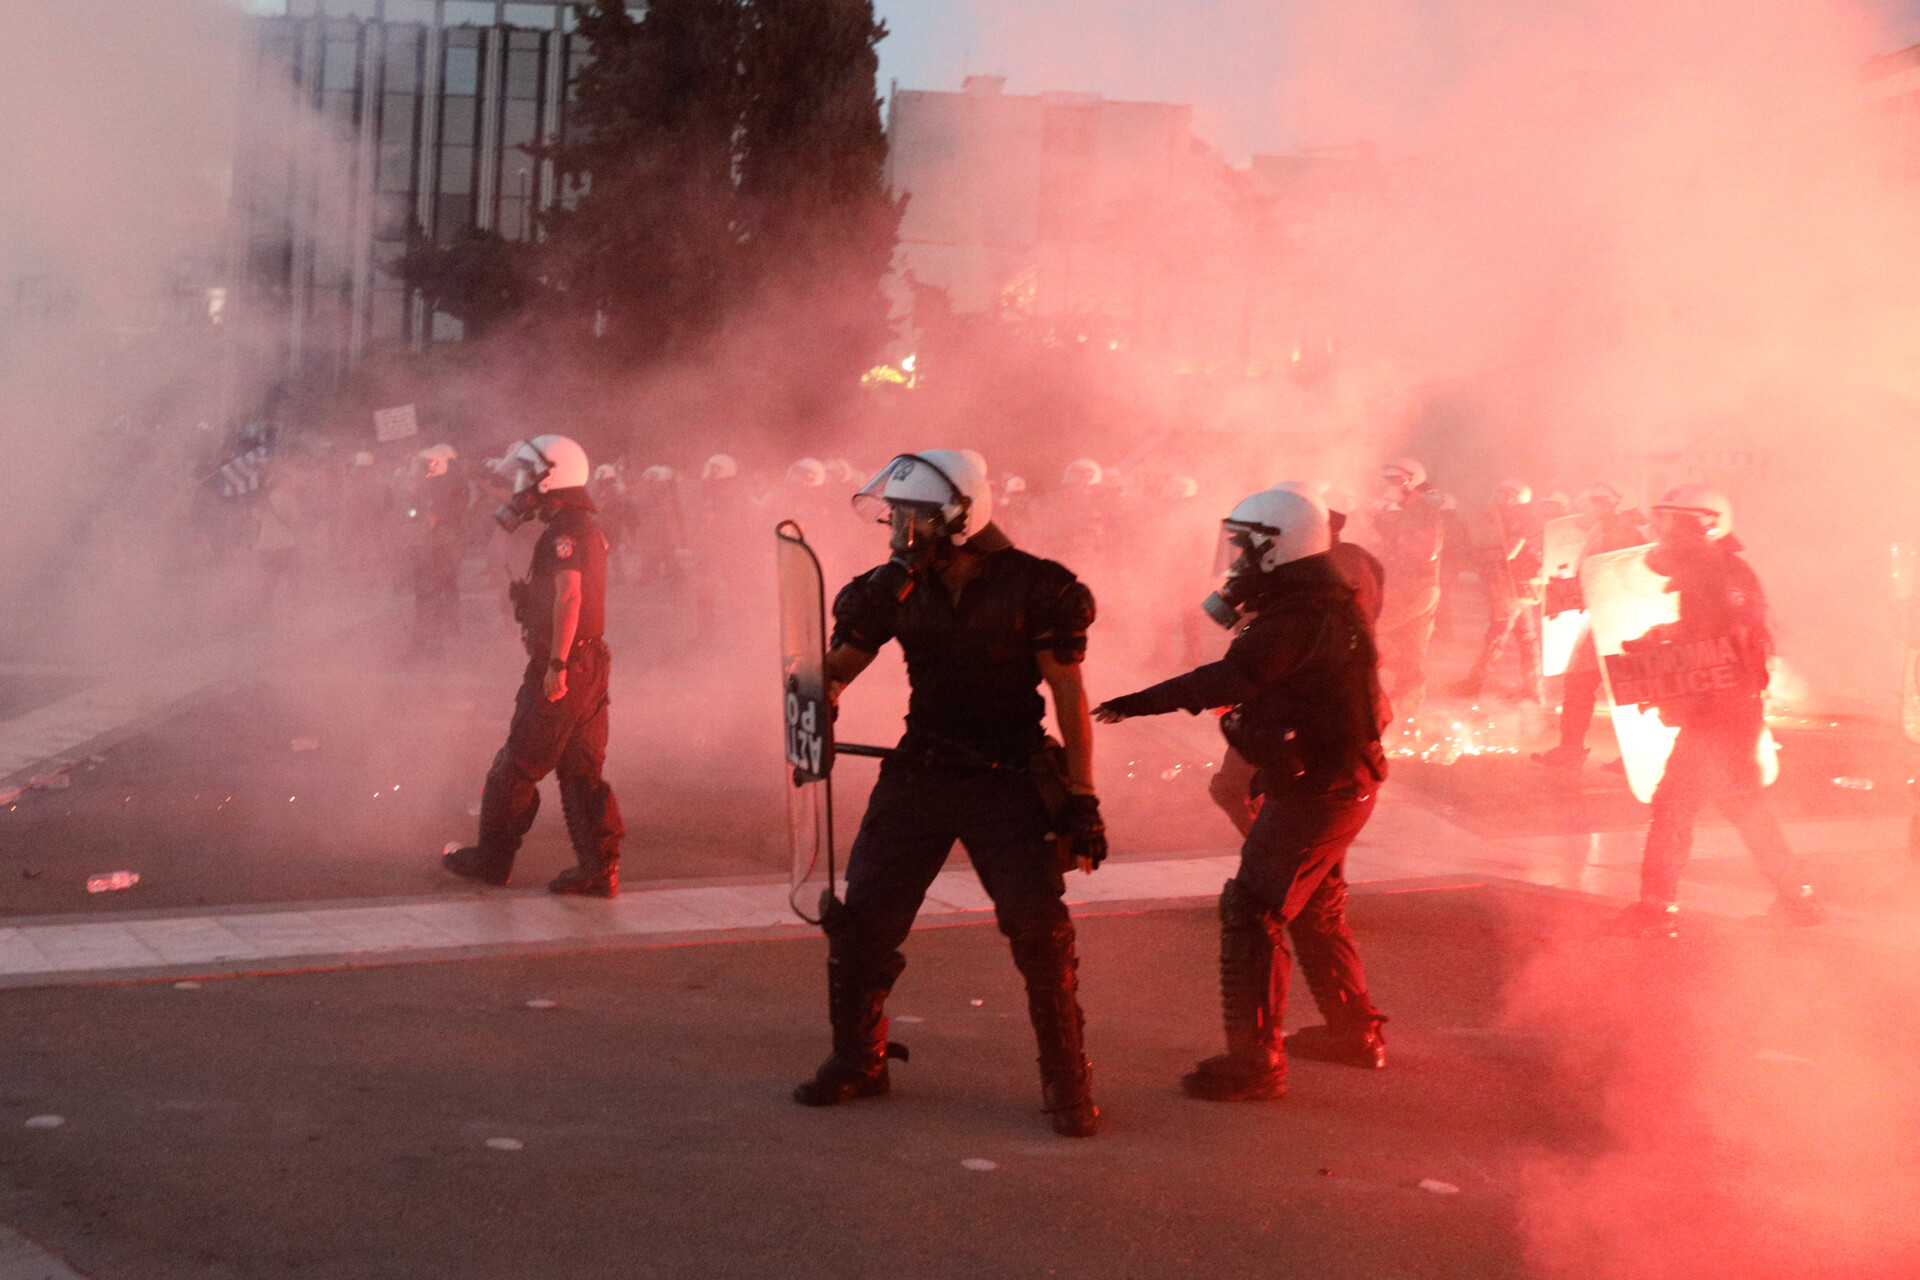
top-left (0, 1222), bottom-right (87, 1280)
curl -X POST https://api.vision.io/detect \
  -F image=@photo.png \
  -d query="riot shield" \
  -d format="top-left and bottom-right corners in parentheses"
top-left (777, 522), bottom-right (836, 922)
top-left (1585, 544), bottom-right (1778, 803)
top-left (1583, 545), bottom-right (1680, 803)
top-left (1539, 514), bottom-right (1590, 678)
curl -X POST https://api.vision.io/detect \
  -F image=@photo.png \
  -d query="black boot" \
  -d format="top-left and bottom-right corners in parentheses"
top-left (549, 864), bottom-right (618, 898)
top-left (1183, 879), bottom-right (1287, 1101)
top-left (1011, 920), bottom-right (1100, 1138)
top-left (794, 898), bottom-right (907, 1107)
top-left (442, 846), bottom-right (511, 886)
top-left (1604, 899), bottom-right (1681, 939)
top-left (556, 768), bottom-right (622, 898)
top-left (1285, 990), bottom-right (1387, 1069)
top-left (1767, 884), bottom-right (1828, 927)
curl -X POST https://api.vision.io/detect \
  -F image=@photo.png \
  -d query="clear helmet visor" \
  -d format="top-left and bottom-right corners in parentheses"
top-left (1212, 522), bottom-right (1270, 578)
top-left (493, 447), bottom-right (548, 496)
top-left (852, 470), bottom-right (895, 524)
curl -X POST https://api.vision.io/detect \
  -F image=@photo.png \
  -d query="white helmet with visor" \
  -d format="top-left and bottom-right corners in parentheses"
top-left (852, 449), bottom-right (993, 549)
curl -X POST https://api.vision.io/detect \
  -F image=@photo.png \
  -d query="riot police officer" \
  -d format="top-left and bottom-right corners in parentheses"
top-left (1608, 485), bottom-right (1825, 936)
top-left (1096, 486), bottom-right (1391, 1101)
top-left (443, 435), bottom-right (625, 897)
top-left (1454, 479), bottom-right (1545, 700)
top-left (793, 449), bottom-right (1108, 1138)
top-left (1369, 458), bottom-right (1445, 718)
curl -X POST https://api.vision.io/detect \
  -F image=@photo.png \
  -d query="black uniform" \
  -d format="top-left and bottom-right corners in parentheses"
top-left (1103, 553), bottom-right (1390, 1093)
top-left (465, 489), bottom-right (624, 886)
top-left (1371, 488), bottom-right (1445, 715)
top-left (809, 525), bottom-right (1099, 1126)
top-left (1457, 500), bottom-right (1544, 698)
top-left (1635, 536), bottom-right (1807, 910)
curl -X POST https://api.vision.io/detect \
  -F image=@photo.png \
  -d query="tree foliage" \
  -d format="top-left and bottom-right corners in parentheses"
top-left (533, 0), bottom-right (903, 423)
top-left (397, 228), bottom-right (525, 339)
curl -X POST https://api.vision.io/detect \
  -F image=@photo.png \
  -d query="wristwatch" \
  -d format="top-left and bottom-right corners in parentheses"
top-left (548, 657), bottom-right (567, 673)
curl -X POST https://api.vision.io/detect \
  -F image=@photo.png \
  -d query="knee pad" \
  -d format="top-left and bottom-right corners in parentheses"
top-left (1220, 877), bottom-right (1274, 932)
top-left (1007, 915), bottom-right (1076, 978)
top-left (1295, 879), bottom-right (1350, 936)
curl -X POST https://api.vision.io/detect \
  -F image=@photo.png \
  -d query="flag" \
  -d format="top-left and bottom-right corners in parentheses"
top-left (216, 444), bottom-right (270, 498)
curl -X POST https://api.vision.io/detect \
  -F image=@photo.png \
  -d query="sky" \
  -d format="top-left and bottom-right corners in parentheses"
top-left (872, 0), bottom-right (1920, 160)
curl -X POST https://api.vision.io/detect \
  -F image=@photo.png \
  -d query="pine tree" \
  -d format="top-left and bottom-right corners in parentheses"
top-left (735, 0), bottom-right (903, 422)
top-left (534, 0), bottom-right (746, 362)
top-left (531, 0), bottom-right (901, 430)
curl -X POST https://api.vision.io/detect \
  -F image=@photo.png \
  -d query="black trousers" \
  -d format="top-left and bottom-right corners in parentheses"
top-left (840, 757), bottom-right (1072, 987)
top-left (475, 640), bottom-right (624, 873)
top-left (1641, 715), bottom-right (1800, 905)
top-left (1234, 779), bottom-right (1378, 1026)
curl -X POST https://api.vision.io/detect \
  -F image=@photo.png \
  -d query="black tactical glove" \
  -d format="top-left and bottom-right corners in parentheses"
top-left (1092, 692), bottom-right (1153, 723)
top-left (1066, 793), bottom-right (1108, 870)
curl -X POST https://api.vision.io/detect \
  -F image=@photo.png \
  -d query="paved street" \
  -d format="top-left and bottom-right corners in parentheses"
top-left (0, 591), bottom-right (1915, 1277)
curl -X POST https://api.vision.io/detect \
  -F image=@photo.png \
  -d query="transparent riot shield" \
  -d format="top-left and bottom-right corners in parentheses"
top-left (1585, 544), bottom-right (1778, 803)
top-left (1584, 545), bottom-right (1680, 803)
top-left (1539, 514), bottom-right (1590, 678)
top-left (777, 522), bottom-right (836, 922)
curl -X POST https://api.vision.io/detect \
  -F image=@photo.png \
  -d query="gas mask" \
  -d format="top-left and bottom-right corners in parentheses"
top-left (870, 504), bottom-right (950, 602)
top-left (1200, 524), bottom-right (1270, 629)
top-left (492, 447), bottom-right (554, 532)
top-left (494, 488), bottom-right (543, 532)
top-left (1201, 577), bottom-right (1259, 629)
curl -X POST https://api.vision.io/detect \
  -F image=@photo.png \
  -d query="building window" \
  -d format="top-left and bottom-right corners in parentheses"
top-left (370, 288), bottom-right (408, 340)
top-left (323, 37), bottom-right (359, 93)
top-left (385, 0), bottom-right (437, 23)
top-left (444, 1), bottom-right (498, 27)
top-left (505, 31), bottom-right (544, 100)
top-left (444, 39), bottom-right (481, 96)
top-left (503, 3), bottom-right (560, 29)
top-left (382, 26), bottom-right (420, 93)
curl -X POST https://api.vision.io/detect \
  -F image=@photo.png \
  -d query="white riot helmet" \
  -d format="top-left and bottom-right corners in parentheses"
top-left (787, 457), bottom-right (827, 487)
top-left (412, 444), bottom-right (453, 480)
top-left (492, 435), bottom-right (590, 530)
top-left (1201, 486), bottom-right (1332, 628)
top-left (823, 458), bottom-right (856, 485)
top-left (594, 463), bottom-right (620, 483)
top-left (641, 465), bottom-right (674, 483)
top-left (1652, 483), bottom-right (1733, 541)
top-left (701, 453), bottom-right (738, 481)
top-left (1495, 478), bottom-right (1532, 505)
top-left (853, 449), bottom-right (993, 550)
top-left (1382, 457), bottom-right (1426, 489)
top-left (1580, 481), bottom-right (1624, 512)
top-left (1215, 486), bottom-right (1332, 577)
top-left (1062, 458), bottom-right (1103, 487)
top-left (1003, 474), bottom-right (1029, 496)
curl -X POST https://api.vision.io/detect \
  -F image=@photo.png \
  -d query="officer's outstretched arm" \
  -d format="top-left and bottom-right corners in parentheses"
top-left (824, 644), bottom-right (877, 703)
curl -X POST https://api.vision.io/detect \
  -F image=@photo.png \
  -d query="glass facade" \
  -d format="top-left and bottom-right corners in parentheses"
top-left (234, 1), bottom-right (587, 378)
